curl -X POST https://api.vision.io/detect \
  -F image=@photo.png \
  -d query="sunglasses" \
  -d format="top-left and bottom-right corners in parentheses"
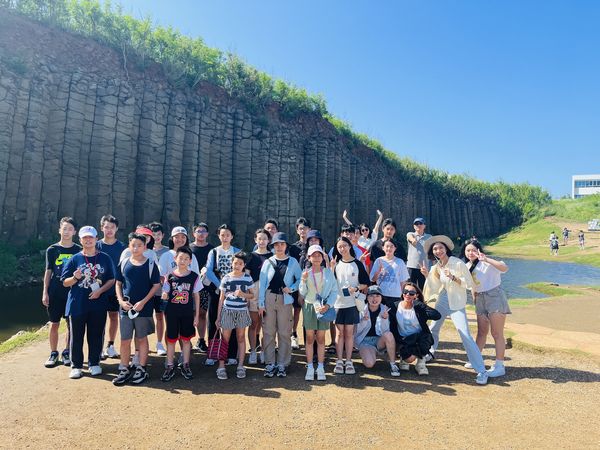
top-left (361, 228), bottom-right (369, 232)
top-left (414, 222), bottom-right (424, 226)
top-left (403, 289), bottom-right (418, 296)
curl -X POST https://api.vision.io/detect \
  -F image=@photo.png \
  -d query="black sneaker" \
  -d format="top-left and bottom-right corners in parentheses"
top-left (264, 364), bottom-right (276, 378)
top-left (276, 366), bottom-right (287, 378)
top-left (181, 363), bottom-right (193, 380)
top-left (112, 368), bottom-right (132, 386)
top-left (131, 366), bottom-right (149, 385)
top-left (44, 351), bottom-right (59, 368)
top-left (198, 339), bottom-right (208, 353)
top-left (161, 365), bottom-right (176, 382)
top-left (61, 350), bottom-right (71, 366)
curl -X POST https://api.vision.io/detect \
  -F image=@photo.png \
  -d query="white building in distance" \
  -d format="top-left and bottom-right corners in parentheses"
top-left (572, 174), bottom-right (600, 199)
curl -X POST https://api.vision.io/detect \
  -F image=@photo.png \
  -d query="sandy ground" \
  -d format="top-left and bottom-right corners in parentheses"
top-left (1, 322), bottom-right (599, 449)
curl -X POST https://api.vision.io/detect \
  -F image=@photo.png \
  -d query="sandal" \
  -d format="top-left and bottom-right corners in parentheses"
top-left (334, 360), bottom-right (345, 374)
top-left (236, 366), bottom-right (246, 379)
top-left (345, 361), bottom-right (356, 375)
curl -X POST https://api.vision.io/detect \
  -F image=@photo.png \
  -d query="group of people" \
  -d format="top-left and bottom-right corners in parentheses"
top-left (42, 211), bottom-right (512, 386)
top-left (549, 228), bottom-right (586, 255)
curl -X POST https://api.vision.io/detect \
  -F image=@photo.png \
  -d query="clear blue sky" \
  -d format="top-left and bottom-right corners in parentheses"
top-left (111, 0), bottom-right (600, 198)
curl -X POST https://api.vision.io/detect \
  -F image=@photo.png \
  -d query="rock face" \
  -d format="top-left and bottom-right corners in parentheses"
top-left (0, 10), bottom-right (517, 248)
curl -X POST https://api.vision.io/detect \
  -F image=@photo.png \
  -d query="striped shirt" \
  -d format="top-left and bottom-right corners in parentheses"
top-left (220, 273), bottom-right (254, 310)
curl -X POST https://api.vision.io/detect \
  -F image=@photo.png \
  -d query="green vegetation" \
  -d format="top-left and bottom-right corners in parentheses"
top-left (0, 0), bottom-right (551, 221)
top-left (525, 282), bottom-right (574, 297)
top-left (485, 195), bottom-right (600, 267)
top-left (0, 239), bottom-right (49, 286)
top-left (0, 327), bottom-right (47, 354)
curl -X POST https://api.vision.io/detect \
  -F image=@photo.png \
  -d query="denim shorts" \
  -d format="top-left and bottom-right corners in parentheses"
top-left (359, 335), bottom-right (384, 351)
top-left (475, 286), bottom-right (511, 316)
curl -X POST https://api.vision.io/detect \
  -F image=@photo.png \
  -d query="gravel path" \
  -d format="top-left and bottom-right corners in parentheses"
top-left (0, 326), bottom-right (598, 449)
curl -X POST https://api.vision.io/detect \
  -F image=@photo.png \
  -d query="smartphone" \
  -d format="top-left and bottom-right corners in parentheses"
top-left (342, 287), bottom-right (350, 297)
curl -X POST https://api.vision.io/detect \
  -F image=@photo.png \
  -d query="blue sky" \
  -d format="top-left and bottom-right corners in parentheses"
top-left (111, 0), bottom-right (599, 198)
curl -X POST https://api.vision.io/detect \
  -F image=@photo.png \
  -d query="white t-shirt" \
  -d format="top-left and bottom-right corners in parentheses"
top-left (159, 250), bottom-right (200, 277)
top-left (334, 259), bottom-right (370, 309)
top-left (396, 307), bottom-right (422, 337)
top-left (468, 260), bottom-right (504, 293)
top-left (370, 256), bottom-right (409, 298)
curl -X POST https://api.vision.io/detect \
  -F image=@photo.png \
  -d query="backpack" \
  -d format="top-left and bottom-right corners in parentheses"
top-left (119, 256), bottom-right (156, 279)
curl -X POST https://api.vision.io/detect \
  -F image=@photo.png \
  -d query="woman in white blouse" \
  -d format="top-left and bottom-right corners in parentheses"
top-left (421, 235), bottom-right (489, 385)
top-left (461, 238), bottom-right (510, 378)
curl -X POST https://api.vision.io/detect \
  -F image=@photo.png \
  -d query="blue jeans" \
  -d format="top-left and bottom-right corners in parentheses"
top-left (429, 291), bottom-right (485, 373)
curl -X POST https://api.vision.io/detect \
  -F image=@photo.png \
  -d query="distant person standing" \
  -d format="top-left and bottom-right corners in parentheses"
top-left (550, 235), bottom-right (560, 256)
top-left (406, 217), bottom-right (431, 290)
top-left (578, 230), bottom-right (585, 250)
top-left (562, 227), bottom-right (570, 245)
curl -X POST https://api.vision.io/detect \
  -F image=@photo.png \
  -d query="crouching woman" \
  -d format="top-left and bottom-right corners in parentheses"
top-left (354, 285), bottom-right (401, 377)
top-left (389, 281), bottom-right (441, 375)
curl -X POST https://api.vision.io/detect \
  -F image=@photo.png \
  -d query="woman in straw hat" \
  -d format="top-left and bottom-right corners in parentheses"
top-left (420, 235), bottom-right (489, 385)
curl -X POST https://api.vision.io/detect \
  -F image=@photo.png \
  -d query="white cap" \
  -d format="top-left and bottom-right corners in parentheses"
top-left (171, 226), bottom-right (188, 237)
top-left (78, 226), bottom-right (97, 239)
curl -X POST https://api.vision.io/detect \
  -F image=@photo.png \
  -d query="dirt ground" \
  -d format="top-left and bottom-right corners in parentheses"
top-left (1, 323), bottom-right (599, 449)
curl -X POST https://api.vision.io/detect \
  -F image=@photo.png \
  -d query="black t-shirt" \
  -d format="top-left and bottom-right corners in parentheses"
top-left (165, 271), bottom-right (200, 314)
top-left (116, 259), bottom-right (161, 317)
top-left (247, 251), bottom-right (272, 282)
top-left (190, 243), bottom-right (214, 270)
top-left (268, 258), bottom-right (289, 294)
top-left (366, 306), bottom-right (381, 337)
top-left (369, 238), bottom-right (407, 263)
top-left (289, 241), bottom-right (305, 262)
top-left (45, 243), bottom-right (81, 299)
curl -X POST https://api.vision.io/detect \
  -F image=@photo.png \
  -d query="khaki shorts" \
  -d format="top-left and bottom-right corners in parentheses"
top-left (475, 286), bottom-right (511, 316)
top-left (248, 298), bottom-right (259, 313)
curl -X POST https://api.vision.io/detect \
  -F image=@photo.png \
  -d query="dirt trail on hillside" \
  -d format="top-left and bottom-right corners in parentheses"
top-left (0, 327), bottom-right (598, 449)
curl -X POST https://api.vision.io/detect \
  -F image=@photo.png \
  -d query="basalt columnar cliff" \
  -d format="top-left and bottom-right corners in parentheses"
top-left (0, 8), bottom-right (522, 248)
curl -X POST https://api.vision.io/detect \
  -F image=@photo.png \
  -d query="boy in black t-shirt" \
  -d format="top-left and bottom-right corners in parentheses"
top-left (160, 247), bottom-right (201, 381)
top-left (42, 217), bottom-right (81, 367)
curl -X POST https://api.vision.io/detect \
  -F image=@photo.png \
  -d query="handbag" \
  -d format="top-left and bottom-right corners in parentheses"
top-left (311, 269), bottom-right (336, 322)
top-left (354, 292), bottom-right (366, 312)
top-left (207, 328), bottom-right (229, 361)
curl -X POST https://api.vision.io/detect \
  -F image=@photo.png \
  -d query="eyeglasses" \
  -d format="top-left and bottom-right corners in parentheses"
top-left (403, 290), bottom-right (418, 296)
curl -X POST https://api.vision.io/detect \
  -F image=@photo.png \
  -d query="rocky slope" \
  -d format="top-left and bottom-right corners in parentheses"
top-left (0, 9), bottom-right (513, 247)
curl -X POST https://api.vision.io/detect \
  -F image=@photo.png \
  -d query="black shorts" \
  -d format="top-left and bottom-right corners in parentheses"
top-left (199, 288), bottom-right (210, 311)
top-left (335, 306), bottom-right (360, 325)
top-left (153, 296), bottom-right (164, 314)
top-left (292, 291), bottom-right (301, 309)
top-left (106, 294), bottom-right (119, 312)
top-left (47, 295), bottom-right (67, 323)
top-left (165, 309), bottom-right (195, 343)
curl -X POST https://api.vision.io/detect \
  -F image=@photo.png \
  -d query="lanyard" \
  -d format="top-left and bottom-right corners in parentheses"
top-left (310, 269), bottom-right (323, 296)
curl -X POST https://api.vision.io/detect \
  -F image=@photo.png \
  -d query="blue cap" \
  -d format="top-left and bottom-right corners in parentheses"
top-left (413, 217), bottom-right (425, 224)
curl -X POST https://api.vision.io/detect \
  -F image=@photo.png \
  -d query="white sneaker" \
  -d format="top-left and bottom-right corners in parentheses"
top-left (69, 368), bottom-right (83, 379)
top-left (226, 358), bottom-right (238, 366)
top-left (291, 335), bottom-right (299, 349)
top-left (398, 359), bottom-right (410, 371)
top-left (305, 366), bottom-right (315, 381)
top-left (486, 364), bottom-right (506, 378)
top-left (89, 365), bottom-right (102, 376)
top-left (205, 358), bottom-right (216, 366)
top-left (390, 363), bottom-right (401, 377)
top-left (415, 358), bottom-right (429, 376)
top-left (156, 342), bottom-right (167, 356)
top-left (248, 351), bottom-right (257, 365)
top-left (464, 362), bottom-right (473, 369)
top-left (316, 366), bottom-right (326, 381)
top-left (476, 371), bottom-right (489, 385)
top-left (106, 344), bottom-right (119, 358)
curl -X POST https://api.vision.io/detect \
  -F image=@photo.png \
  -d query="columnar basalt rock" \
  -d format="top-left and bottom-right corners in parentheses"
top-left (0, 10), bottom-right (520, 248)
